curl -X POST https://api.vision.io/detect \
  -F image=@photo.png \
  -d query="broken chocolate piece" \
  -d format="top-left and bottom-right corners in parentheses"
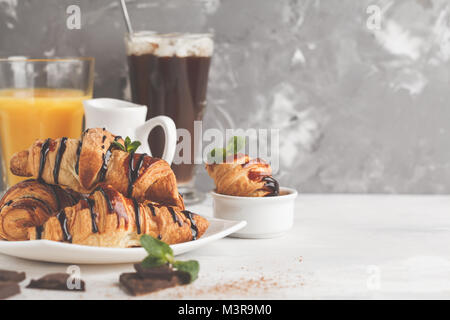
top-left (120, 264), bottom-right (192, 296)
top-left (134, 263), bottom-right (190, 284)
top-left (119, 272), bottom-right (181, 296)
top-left (0, 269), bottom-right (26, 283)
top-left (0, 281), bottom-right (20, 299)
top-left (27, 273), bottom-right (85, 292)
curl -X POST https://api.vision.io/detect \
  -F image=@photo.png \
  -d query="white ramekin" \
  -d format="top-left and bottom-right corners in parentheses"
top-left (211, 187), bottom-right (298, 239)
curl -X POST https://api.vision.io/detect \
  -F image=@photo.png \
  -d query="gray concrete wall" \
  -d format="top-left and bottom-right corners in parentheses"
top-left (1, 0), bottom-right (450, 194)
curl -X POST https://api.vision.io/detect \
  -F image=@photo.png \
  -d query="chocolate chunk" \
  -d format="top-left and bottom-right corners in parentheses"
top-left (120, 264), bottom-right (191, 296)
top-left (119, 272), bottom-right (181, 296)
top-left (0, 281), bottom-right (20, 299)
top-left (134, 263), bottom-right (190, 284)
top-left (0, 269), bottom-right (26, 283)
top-left (27, 273), bottom-right (85, 292)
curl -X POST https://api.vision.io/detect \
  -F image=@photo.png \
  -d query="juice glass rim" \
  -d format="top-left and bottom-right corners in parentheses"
top-left (0, 57), bottom-right (95, 96)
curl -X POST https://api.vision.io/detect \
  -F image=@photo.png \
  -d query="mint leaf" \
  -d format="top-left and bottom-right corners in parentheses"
top-left (207, 147), bottom-right (226, 164)
top-left (207, 136), bottom-right (245, 164)
top-left (111, 141), bottom-right (126, 151)
top-left (226, 136), bottom-right (245, 156)
top-left (173, 260), bottom-right (199, 283)
top-left (139, 235), bottom-right (200, 284)
top-left (127, 141), bottom-right (141, 153)
top-left (111, 137), bottom-right (141, 153)
top-left (140, 234), bottom-right (173, 262)
top-left (141, 255), bottom-right (167, 269)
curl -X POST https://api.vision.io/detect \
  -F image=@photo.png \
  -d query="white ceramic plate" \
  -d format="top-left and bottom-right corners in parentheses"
top-left (0, 217), bottom-right (246, 264)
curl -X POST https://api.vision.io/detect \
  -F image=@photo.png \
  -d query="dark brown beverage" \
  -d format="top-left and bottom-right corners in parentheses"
top-left (126, 33), bottom-right (213, 187)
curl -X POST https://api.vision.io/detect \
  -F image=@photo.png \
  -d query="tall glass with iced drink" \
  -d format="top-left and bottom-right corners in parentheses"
top-left (126, 32), bottom-right (213, 203)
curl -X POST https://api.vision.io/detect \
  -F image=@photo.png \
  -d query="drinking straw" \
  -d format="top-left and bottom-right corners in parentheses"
top-left (119, 0), bottom-right (134, 35)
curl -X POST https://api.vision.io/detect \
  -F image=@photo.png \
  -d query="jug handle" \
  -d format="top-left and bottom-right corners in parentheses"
top-left (134, 116), bottom-right (177, 165)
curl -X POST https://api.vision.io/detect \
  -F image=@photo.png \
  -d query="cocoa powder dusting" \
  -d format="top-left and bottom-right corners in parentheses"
top-left (148, 273), bottom-right (304, 299)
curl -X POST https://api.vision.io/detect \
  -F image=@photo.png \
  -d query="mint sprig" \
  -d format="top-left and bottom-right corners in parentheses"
top-left (140, 233), bottom-right (173, 263)
top-left (172, 260), bottom-right (199, 282)
top-left (112, 136), bottom-right (141, 153)
top-left (226, 136), bottom-right (245, 155)
top-left (207, 136), bottom-right (245, 163)
top-left (139, 234), bottom-right (199, 283)
top-left (207, 147), bottom-right (225, 164)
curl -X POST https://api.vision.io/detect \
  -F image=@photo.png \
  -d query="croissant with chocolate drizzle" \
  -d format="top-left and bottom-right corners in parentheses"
top-left (0, 179), bottom-right (80, 241)
top-left (205, 153), bottom-right (279, 197)
top-left (9, 128), bottom-right (184, 209)
top-left (27, 184), bottom-right (208, 247)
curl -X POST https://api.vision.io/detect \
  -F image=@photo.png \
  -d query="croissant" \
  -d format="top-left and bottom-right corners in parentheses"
top-left (205, 153), bottom-right (279, 197)
top-left (27, 184), bottom-right (209, 247)
top-left (9, 128), bottom-right (184, 209)
top-left (0, 179), bottom-right (80, 241)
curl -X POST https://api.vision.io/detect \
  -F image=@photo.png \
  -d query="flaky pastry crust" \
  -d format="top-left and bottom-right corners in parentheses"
top-left (0, 179), bottom-right (79, 241)
top-left (27, 185), bottom-right (208, 247)
top-left (205, 153), bottom-right (279, 197)
top-left (10, 128), bottom-right (184, 209)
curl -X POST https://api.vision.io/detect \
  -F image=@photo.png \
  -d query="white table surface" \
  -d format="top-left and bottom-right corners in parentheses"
top-left (3, 194), bottom-right (450, 300)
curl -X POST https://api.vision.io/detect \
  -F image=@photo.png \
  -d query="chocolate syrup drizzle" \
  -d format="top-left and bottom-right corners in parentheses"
top-left (75, 140), bottom-right (82, 175)
top-left (168, 207), bottom-right (183, 227)
top-left (45, 183), bottom-right (61, 211)
top-left (56, 210), bottom-right (72, 242)
top-left (262, 176), bottom-right (280, 197)
top-left (53, 137), bottom-right (67, 185)
top-left (51, 184), bottom-right (78, 211)
top-left (93, 186), bottom-right (129, 228)
top-left (98, 136), bottom-right (122, 182)
top-left (81, 197), bottom-right (98, 234)
top-left (242, 158), bottom-right (280, 197)
top-left (127, 152), bottom-right (146, 198)
top-left (95, 186), bottom-right (113, 213)
top-left (0, 200), bottom-right (12, 211)
top-left (147, 203), bottom-right (156, 216)
top-left (22, 196), bottom-right (53, 215)
top-left (132, 198), bottom-right (141, 234)
top-left (181, 210), bottom-right (198, 240)
top-left (64, 189), bottom-right (79, 207)
top-left (35, 225), bottom-right (44, 240)
top-left (38, 138), bottom-right (51, 182)
top-left (99, 147), bottom-right (113, 182)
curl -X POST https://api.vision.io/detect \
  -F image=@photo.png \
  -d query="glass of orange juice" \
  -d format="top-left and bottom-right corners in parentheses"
top-left (0, 57), bottom-right (94, 192)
